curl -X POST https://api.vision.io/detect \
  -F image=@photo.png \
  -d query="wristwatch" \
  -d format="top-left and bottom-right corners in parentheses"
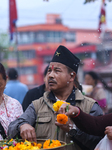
top-left (69, 129), bottom-right (77, 137)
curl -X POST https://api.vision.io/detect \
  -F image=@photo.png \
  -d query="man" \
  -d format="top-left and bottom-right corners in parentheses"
top-left (22, 65), bottom-right (49, 111)
top-left (4, 68), bottom-right (28, 104)
top-left (8, 45), bottom-right (103, 150)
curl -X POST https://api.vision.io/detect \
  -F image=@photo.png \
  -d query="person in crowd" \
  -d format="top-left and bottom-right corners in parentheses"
top-left (8, 45), bottom-right (103, 150)
top-left (22, 65), bottom-right (49, 111)
top-left (0, 63), bottom-right (23, 140)
top-left (57, 103), bottom-right (112, 140)
top-left (4, 68), bottom-right (28, 104)
top-left (84, 71), bottom-right (109, 113)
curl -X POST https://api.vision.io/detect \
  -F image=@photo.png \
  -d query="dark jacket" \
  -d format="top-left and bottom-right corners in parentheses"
top-left (72, 108), bottom-right (112, 137)
top-left (22, 84), bottom-right (45, 111)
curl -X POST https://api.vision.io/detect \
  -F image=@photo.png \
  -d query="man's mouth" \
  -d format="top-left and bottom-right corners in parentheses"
top-left (48, 80), bottom-right (56, 85)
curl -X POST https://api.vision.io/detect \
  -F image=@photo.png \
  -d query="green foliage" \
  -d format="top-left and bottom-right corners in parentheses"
top-left (0, 32), bottom-right (9, 63)
top-left (84, 0), bottom-right (112, 4)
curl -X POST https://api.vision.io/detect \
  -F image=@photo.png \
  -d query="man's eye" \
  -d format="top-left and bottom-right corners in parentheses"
top-left (55, 70), bottom-right (60, 72)
top-left (48, 69), bottom-right (51, 72)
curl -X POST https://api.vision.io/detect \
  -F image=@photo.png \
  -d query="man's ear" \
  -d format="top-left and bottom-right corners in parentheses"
top-left (70, 72), bottom-right (76, 82)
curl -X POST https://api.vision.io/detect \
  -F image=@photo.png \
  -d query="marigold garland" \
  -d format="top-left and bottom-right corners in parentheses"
top-left (0, 139), bottom-right (62, 150)
top-left (57, 114), bottom-right (68, 124)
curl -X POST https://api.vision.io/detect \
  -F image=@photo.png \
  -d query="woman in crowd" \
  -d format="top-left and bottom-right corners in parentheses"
top-left (58, 103), bottom-right (112, 140)
top-left (84, 71), bottom-right (111, 113)
top-left (0, 63), bottom-right (23, 140)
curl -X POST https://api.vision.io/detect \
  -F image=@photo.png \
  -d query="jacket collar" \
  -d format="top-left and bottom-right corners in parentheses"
top-left (46, 87), bottom-right (84, 105)
top-left (75, 88), bottom-right (84, 101)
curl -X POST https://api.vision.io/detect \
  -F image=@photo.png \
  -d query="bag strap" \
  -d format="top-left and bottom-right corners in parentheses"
top-left (0, 122), bottom-right (6, 139)
top-left (43, 99), bottom-right (55, 113)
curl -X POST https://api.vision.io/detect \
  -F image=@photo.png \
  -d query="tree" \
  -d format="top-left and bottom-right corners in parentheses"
top-left (84, 0), bottom-right (112, 4)
top-left (0, 32), bottom-right (10, 67)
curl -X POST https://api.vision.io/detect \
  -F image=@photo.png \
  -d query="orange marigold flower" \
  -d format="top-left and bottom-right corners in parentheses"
top-left (57, 114), bottom-right (68, 124)
top-left (43, 139), bottom-right (61, 149)
top-left (37, 143), bottom-right (42, 149)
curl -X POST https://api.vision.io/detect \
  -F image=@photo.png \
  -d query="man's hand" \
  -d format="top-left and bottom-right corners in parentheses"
top-left (55, 117), bottom-right (74, 132)
top-left (105, 126), bottom-right (112, 140)
top-left (58, 103), bottom-right (79, 117)
top-left (20, 123), bottom-right (37, 142)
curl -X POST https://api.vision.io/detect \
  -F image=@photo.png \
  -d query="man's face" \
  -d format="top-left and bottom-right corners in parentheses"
top-left (47, 62), bottom-right (71, 92)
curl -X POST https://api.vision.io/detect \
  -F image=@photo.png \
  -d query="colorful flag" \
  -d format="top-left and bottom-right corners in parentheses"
top-left (9, 0), bottom-right (18, 40)
top-left (98, 0), bottom-right (106, 36)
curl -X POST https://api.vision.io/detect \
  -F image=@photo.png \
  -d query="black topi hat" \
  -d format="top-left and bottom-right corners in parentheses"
top-left (51, 45), bottom-right (80, 73)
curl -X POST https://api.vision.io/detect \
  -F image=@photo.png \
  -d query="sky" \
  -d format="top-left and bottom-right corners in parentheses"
top-left (0, 0), bottom-right (112, 32)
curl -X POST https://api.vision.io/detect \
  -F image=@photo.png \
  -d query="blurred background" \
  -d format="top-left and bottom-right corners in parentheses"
top-left (0, 0), bottom-right (112, 107)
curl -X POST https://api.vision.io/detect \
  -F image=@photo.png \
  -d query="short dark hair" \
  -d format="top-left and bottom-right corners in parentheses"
top-left (66, 66), bottom-right (74, 73)
top-left (0, 63), bottom-right (7, 81)
top-left (8, 68), bottom-right (18, 80)
top-left (44, 65), bottom-right (49, 77)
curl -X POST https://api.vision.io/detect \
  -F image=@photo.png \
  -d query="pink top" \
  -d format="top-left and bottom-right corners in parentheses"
top-left (0, 94), bottom-right (23, 140)
top-left (90, 85), bottom-right (107, 108)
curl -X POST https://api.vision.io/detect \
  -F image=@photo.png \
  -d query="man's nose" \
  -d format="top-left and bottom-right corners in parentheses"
top-left (48, 70), bottom-right (54, 77)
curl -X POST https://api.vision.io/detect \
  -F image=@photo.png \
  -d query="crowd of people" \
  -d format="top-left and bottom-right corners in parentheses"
top-left (0, 45), bottom-right (112, 150)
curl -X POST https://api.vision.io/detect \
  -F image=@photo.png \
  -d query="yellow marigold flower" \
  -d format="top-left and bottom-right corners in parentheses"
top-left (31, 146), bottom-right (39, 149)
top-left (57, 114), bottom-right (68, 124)
top-left (53, 101), bottom-right (70, 112)
top-left (9, 139), bottom-right (13, 142)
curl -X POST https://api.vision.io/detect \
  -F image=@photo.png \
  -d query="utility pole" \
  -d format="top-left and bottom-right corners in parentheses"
top-left (15, 25), bottom-right (20, 80)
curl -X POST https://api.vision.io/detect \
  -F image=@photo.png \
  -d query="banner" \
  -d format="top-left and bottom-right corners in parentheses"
top-left (9, 0), bottom-right (18, 40)
top-left (98, 0), bottom-right (106, 37)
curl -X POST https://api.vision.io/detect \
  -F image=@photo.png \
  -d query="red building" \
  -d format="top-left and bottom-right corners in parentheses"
top-left (6, 14), bottom-right (112, 88)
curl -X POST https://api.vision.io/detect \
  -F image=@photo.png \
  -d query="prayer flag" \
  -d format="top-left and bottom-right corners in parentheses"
top-left (98, 0), bottom-right (106, 36)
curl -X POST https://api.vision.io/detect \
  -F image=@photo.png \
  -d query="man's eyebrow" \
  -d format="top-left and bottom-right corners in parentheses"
top-left (54, 67), bottom-right (61, 70)
top-left (49, 66), bottom-right (61, 70)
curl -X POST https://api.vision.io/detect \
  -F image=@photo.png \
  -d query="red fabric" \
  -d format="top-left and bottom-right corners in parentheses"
top-left (9, 0), bottom-right (18, 40)
top-left (96, 98), bottom-right (107, 108)
top-left (98, 0), bottom-right (106, 33)
top-left (71, 107), bottom-right (80, 118)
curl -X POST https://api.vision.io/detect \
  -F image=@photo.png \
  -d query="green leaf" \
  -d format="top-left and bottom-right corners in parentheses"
top-left (49, 140), bottom-right (53, 145)
top-left (66, 105), bottom-right (69, 112)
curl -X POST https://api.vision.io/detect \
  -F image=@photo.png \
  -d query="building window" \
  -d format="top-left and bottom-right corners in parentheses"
top-left (43, 55), bottom-right (52, 63)
top-left (17, 66), bottom-right (37, 75)
top-left (46, 31), bottom-right (62, 43)
top-left (35, 31), bottom-right (45, 43)
top-left (76, 52), bottom-right (91, 60)
top-left (64, 32), bottom-right (76, 42)
top-left (29, 32), bottom-right (34, 43)
top-left (17, 30), bottom-right (75, 44)
top-left (19, 50), bottom-right (36, 60)
top-left (17, 32), bottom-right (34, 44)
top-left (21, 32), bottom-right (29, 44)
